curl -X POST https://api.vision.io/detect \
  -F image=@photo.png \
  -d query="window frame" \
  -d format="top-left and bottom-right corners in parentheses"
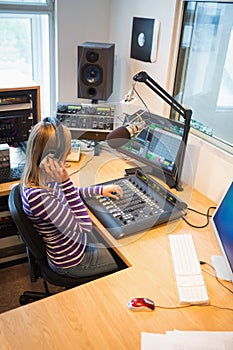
top-left (0, 0), bottom-right (55, 116)
top-left (0, 1), bottom-right (53, 11)
top-left (172, 0), bottom-right (233, 155)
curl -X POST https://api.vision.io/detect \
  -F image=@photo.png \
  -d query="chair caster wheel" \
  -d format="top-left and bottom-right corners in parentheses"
top-left (19, 295), bottom-right (30, 305)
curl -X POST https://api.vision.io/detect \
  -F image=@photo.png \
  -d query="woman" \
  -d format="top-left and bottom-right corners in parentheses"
top-left (21, 117), bottom-right (123, 278)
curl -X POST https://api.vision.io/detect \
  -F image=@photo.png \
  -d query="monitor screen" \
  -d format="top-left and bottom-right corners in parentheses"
top-left (118, 109), bottom-right (185, 188)
top-left (211, 181), bottom-right (233, 282)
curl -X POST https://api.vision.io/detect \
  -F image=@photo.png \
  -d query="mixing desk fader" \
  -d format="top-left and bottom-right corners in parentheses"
top-left (83, 170), bottom-right (187, 239)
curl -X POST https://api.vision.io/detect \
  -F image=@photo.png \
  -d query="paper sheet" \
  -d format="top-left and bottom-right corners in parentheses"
top-left (141, 331), bottom-right (233, 350)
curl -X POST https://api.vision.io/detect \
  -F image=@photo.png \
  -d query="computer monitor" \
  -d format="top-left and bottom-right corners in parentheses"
top-left (118, 109), bottom-right (186, 190)
top-left (211, 181), bottom-right (233, 282)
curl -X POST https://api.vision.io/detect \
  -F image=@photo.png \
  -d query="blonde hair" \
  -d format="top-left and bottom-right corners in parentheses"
top-left (21, 119), bottom-right (71, 188)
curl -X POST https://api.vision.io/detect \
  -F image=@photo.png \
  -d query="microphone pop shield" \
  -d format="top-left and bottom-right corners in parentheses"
top-left (106, 126), bottom-right (131, 149)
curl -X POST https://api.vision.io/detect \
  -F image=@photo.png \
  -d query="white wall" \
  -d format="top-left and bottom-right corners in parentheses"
top-left (109, 0), bottom-right (180, 114)
top-left (56, 0), bottom-right (178, 113)
top-left (182, 134), bottom-right (233, 203)
top-left (56, 0), bottom-right (233, 203)
top-left (55, 0), bottom-right (111, 107)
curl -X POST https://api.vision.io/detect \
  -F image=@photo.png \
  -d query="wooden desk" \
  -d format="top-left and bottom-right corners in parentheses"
top-left (0, 149), bottom-right (233, 350)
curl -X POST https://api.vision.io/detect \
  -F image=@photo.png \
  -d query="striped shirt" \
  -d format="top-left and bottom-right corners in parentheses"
top-left (22, 178), bottom-right (103, 268)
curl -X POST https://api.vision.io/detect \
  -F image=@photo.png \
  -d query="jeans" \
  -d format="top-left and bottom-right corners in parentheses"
top-left (48, 232), bottom-right (118, 278)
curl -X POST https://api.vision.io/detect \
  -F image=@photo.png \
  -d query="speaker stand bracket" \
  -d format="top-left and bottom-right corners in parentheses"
top-left (91, 99), bottom-right (98, 104)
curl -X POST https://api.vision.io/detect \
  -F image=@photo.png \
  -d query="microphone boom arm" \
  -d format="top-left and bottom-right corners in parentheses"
top-left (133, 71), bottom-right (192, 121)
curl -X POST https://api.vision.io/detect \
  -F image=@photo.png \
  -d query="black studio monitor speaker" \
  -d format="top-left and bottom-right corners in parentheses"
top-left (78, 42), bottom-right (115, 101)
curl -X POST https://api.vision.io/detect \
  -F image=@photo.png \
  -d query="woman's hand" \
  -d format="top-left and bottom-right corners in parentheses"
top-left (42, 156), bottom-right (69, 183)
top-left (102, 184), bottom-right (123, 200)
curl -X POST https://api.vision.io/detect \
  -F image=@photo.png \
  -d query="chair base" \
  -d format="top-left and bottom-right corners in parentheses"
top-left (19, 291), bottom-right (52, 305)
top-left (19, 278), bottom-right (53, 305)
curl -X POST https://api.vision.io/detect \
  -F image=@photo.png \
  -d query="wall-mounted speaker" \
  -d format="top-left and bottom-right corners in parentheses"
top-left (77, 42), bottom-right (115, 101)
top-left (130, 17), bottom-right (160, 63)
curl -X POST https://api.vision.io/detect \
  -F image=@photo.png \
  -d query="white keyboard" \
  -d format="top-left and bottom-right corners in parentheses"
top-left (169, 233), bottom-right (209, 304)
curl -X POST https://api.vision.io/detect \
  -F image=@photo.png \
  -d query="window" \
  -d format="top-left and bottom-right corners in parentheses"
top-left (0, 0), bottom-right (47, 3)
top-left (173, 1), bottom-right (233, 154)
top-left (0, 0), bottom-right (54, 117)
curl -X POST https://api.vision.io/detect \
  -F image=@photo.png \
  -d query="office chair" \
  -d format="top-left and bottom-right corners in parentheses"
top-left (8, 184), bottom-right (126, 305)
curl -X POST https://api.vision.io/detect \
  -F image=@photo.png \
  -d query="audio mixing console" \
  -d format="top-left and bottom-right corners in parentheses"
top-left (83, 170), bottom-right (187, 239)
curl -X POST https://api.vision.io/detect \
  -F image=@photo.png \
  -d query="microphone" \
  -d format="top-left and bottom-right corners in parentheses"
top-left (106, 120), bottom-right (145, 149)
top-left (124, 81), bottom-right (136, 102)
top-left (124, 88), bottom-right (134, 102)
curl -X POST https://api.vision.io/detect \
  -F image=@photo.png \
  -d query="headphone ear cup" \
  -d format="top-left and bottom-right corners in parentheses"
top-left (40, 117), bottom-right (65, 165)
top-left (39, 152), bottom-right (55, 169)
top-left (53, 124), bottom-right (65, 161)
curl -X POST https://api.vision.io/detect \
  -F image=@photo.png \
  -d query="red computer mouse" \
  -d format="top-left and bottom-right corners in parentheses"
top-left (127, 297), bottom-right (155, 311)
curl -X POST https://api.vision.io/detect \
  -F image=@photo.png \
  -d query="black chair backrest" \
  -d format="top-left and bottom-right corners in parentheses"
top-left (8, 184), bottom-right (47, 263)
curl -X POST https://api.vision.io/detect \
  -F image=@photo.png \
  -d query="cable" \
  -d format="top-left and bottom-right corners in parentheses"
top-left (182, 206), bottom-right (216, 228)
top-left (154, 261), bottom-right (233, 312)
top-left (69, 153), bottom-right (95, 177)
top-left (201, 261), bottom-right (233, 295)
top-left (155, 304), bottom-right (233, 312)
top-left (201, 268), bottom-right (216, 278)
top-left (133, 85), bottom-right (150, 114)
top-left (216, 277), bottom-right (233, 294)
top-left (187, 207), bottom-right (216, 216)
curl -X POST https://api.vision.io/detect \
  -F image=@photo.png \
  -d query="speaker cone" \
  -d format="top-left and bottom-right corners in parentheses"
top-left (87, 87), bottom-right (97, 97)
top-left (82, 65), bottom-right (102, 85)
top-left (86, 51), bottom-right (99, 63)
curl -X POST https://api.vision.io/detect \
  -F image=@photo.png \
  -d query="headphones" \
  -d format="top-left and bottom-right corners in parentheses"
top-left (40, 116), bottom-right (65, 163)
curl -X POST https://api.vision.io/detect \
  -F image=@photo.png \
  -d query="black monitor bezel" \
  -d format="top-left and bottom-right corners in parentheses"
top-left (117, 110), bottom-right (186, 189)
